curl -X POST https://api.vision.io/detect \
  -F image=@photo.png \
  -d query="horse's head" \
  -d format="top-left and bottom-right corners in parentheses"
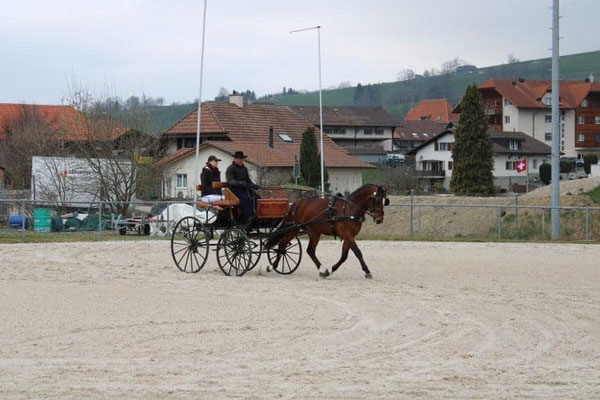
top-left (367, 185), bottom-right (389, 224)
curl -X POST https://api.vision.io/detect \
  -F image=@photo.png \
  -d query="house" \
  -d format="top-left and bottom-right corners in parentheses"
top-left (288, 105), bottom-right (398, 162)
top-left (393, 120), bottom-right (446, 154)
top-left (405, 99), bottom-right (459, 124)
top-left (457, 78), bottom-right (600, 158)
top-left (158, 95), bottom-right (373, 198)
top-left (407, 128), bottom-right (552, 189)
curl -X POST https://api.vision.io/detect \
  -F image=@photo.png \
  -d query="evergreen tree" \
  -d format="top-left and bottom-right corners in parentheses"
top-left (299, 126), bottom-right (328, 190)
top-left (450, 84), bottom-right (496, 196)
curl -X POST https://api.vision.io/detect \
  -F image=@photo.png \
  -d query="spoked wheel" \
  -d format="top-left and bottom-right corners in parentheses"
top-left (216, 228), bottom-right (253, 276)
top-left (245, 239), bottom-right (262, 272)
top-left (268, 236), bottom-right (303, 274)
top-left (171, 216), bottom-right (210, 273)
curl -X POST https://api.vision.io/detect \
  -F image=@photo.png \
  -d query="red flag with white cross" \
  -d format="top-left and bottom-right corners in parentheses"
top-left (516, 158), bottom-right (527, 174)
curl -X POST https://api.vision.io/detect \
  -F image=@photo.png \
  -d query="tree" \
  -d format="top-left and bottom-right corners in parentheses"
top-left (396, 68), bottom-right (415, 81)
top-left (584, 154), bottom-right (599, 175)
top-left (540, 163), bottom-right (551, 184)
top-left (507, 54), bottom-right (520, 64)
top-left (450, 84), bottom-right (496, 196)
top-left (299, 127), bottom-right (327, 190)
top-left (337, 81), bottom-right (352, 89)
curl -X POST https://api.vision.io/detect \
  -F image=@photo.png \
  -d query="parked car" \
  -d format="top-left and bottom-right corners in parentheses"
top-left (386, 153), bottom-right (405, 166)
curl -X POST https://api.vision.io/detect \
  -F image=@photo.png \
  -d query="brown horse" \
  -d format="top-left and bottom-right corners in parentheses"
top-left (266, 184), bottom-right (389, 279)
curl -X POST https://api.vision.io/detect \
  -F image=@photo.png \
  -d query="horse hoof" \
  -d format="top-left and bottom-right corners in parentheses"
top-left (266, 266), bottom-right (272, 273)
top-left (365, 273), bottom-right (373, 279)
top-left (319, 270), bottom-right (330, 278)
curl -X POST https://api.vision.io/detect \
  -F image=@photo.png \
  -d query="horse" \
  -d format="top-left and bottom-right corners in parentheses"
top-left (266, 184), bottom-right (389, 279)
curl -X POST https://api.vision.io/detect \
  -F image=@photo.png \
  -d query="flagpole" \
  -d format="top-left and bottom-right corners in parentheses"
top-left (193, 0), bottom-right (208, 215)
top-left (526, 157), bottom-right (529, 193)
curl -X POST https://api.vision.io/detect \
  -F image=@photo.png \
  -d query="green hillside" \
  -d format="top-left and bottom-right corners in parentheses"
top-left (263, 50), bottom-right (600, 119)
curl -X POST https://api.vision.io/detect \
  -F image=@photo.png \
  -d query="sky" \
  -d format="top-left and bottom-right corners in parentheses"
top-left (1, 0), bottom-right (599, 105)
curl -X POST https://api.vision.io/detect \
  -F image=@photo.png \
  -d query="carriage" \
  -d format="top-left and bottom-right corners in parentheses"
top-left (170, 182), bottom-right (304, 276)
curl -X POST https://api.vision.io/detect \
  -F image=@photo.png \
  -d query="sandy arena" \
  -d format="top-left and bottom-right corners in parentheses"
top-left (1, 240), bottom-right (599, 398)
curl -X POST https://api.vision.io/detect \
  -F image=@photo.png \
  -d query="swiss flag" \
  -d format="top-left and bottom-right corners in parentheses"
top-left (516, 159), bottom-right (527, 174)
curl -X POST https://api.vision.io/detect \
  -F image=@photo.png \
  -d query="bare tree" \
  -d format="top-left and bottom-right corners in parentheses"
top-left (64, 84), bottom-right (160, 214)
top-left (507, 54), bottom-right (520, 64)
top-left (396, 68), bottom-right (416, 81)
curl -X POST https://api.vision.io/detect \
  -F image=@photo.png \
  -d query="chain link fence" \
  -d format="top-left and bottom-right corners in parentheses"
top-left (1, 196), bottom-right (600, 242)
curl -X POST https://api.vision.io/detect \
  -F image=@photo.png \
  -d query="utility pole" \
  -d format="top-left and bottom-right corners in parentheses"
top-left (192, 0), bottom-right (208, 215)
top-left (551, 0), bottom-right (560, 239)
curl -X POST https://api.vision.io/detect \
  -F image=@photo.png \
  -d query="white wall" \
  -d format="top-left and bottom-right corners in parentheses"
top-left (328, 168), bottom-right (363, 194)
top-left (326, 127), bottom-right (394, 151)
top-left (493, 154), bottom-right (549, 177)
top-left (414, 132), bottom-right (454, 176)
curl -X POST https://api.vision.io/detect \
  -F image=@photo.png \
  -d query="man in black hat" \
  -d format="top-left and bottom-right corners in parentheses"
top-left (201, 155), bottom-right (223, 198)
top-left (226, 151), bottom-right (260, 222)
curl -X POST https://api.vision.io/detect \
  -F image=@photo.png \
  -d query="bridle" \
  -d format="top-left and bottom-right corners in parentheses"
top-left (366, 186), bottom-right (389, 219)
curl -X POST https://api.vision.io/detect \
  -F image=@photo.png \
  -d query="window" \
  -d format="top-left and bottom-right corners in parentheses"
top-left (545, 115), bottom-right (552, 123)
top-left (595, 116), bottom-right (600, 125)
top-left (582, 99), bottom-right (589, 107)
top-left (578, 133), bottom-right (585, 142)
top-left (411, 132), bottom-right (418, 137)
top-left (533, 159), bottom-right (538, 169)
top-left (504, 98), bottom-right (511, 106)
top-left (505, 161), bottom-right (516, 170)
top-left (364, 128), bottom-right (373, 135)
top-left (508, 140), bottom-right (519, 150)
top-left (577, 116), bottom-right (586, 124)
top-left (448, 161), bottom-right (453, 170)
top-left (504, 116), bottom-right (511, 124)
top-left (277, 133), bottom-right (293, 143)
top-left (597, 134), bottom-right (600, 143)
top-left (374, 128), bottom-right (384, 135)
top-left (543, 97), bottom-right (552, 105)
top-left (545, 132), bottom-right (552, 141)
top-left (439, 142), bottom-right (453, 151)
top-left (176, 174), bottom-right (188, 188)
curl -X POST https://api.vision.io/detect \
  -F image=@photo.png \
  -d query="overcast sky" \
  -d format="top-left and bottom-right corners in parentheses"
top-left (1, 0), bottom-right (599, 105)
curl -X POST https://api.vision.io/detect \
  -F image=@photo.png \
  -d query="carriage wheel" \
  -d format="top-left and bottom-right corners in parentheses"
top-left (268, 236), bottom-right (302, 274)
top-left (170, 216), bottom-right (210, 273)
top-left (245, 239), bottom-right (262, 272)
top-left (216, 228), bottom-right (253, 276)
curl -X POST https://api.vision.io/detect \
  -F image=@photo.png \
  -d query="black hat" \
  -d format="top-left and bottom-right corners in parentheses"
top-left (233, 151), bottom-right (248, 159)
top-left (208, 155), bottom-right (221, 162)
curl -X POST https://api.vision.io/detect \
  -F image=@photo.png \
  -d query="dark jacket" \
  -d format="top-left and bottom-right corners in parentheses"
top-left (201, 165), bottom-right (222, 196)
top-left (226, 162), bottom-right (256, 189)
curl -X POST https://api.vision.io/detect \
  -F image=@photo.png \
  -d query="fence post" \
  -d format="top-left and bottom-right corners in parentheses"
top-left (21, 199), bottom-right (26, 235)
top-left (515, 195), bottom-right (519, 235)
top-left (585, 208), bottom-right (590, 241)
top-left (410, 190), bottom-right (414, 237)
top-left (497, 206), bottom-right (502, 240)
top-left (542, 208), bottom-right (545, 239)
top-left (98, 200), bottom-right (102, 238)
top-left (418, 204), bottom-right (422, 236)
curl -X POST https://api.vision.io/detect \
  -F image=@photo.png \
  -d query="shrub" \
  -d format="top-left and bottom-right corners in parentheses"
top-left (584, 154), bottom-right (599, 175)
top-left (560, 160), bottom-right (574, 173)
top-left (539, 163), bottom-right (551, 185)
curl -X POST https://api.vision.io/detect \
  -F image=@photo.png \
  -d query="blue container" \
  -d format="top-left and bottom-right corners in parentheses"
top-left (8, 215), bottom-right (30, 229)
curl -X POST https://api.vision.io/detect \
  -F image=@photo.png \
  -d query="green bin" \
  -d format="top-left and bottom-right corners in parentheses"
top-left (33, 208), bottom-right (52, 232)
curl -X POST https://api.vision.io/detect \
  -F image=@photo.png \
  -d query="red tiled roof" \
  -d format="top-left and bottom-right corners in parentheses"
top-left (163, 104), bottom-right (225, 135)
top-left (405, 99), bottom-right (459, 123)
top-left (0, 103), bottom-right (91, 141)
top-left (477, 79), bottom-right (600, 109)
top-left (393, 120), bottom-right (446, 142)
top-left (289, 105), bottom-right (399, 127)
top-left (159, 102), bottom-right (373, 169)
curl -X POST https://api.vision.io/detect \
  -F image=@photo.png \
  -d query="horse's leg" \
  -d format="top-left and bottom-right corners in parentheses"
top-left (306, 230), bottom-right (323, 271)
top-left (349, 239), bottom-right (372, 279)
top-left (269, 231), bottom-right (296, 272)
top-left (327, 240), bottom-right (351, 277)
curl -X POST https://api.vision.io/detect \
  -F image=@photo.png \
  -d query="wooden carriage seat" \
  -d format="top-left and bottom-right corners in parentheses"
top-left (256, 198), bottom-right (289, 219)
top-left (195, 183), bottom-right (240, 209)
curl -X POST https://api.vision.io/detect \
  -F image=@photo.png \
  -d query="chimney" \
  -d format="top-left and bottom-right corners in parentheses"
top-left (229, 90), bottom-right (243, 107)
top-left (268, 126), bottom-right (274, 148)
top-left (589, 72), bottom-right (595, 83)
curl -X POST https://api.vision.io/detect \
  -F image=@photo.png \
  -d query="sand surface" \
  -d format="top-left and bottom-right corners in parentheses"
top-left (1, 240), bottom-right (599, 398)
